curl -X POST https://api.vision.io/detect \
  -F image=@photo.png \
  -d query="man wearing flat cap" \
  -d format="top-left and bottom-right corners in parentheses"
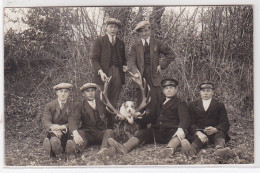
top-left (181, 81), bottom-right (233, 158)
top-left (129, 21), bottom-right (177, 129)
top-left (67, 83), bottom-right (115, 158)
top-left (91, 18), bottom-right (127, 129)
top-left (108, 79), bottom-right (191, 157)
top-left (42, 83), bottom-right (74, 158)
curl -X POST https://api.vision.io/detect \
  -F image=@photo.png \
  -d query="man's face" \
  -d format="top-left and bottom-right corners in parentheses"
top-left (106, 24), bottom-right (119, 36)
top-left (163, 85), bottom-right (177, 98)
top-left (56, 89), bottom-right (70, 102)
top-left (200, 88), bottom-right (214, 100)
top-left (82, 88), bottom-right (96, 101)
top-left (138, 25), bottom-right (151, 39)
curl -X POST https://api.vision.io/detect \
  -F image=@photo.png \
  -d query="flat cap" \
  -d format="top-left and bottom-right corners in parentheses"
top-left (134, 21), bottom-right (150, 32)
top-left (53, 83), bottom-right (73, 90)
top-left (161, 78), bottom-right (179, 88)
top-left (199, 81), bottom-right (214, 90)
top-left (80, 83), bottom-right (98, 92)
top-left (105, 18), bottom-right (121, 28)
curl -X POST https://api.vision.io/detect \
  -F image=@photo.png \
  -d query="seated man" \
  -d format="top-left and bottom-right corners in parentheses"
top-left (42, 83), bottom-right (73, 158)
top-left (108, 79), bottom-right (191, 158)
top-left (181, 81), bottom-right (232, 158)
top-left (66, 83), bottom-right (115, 158)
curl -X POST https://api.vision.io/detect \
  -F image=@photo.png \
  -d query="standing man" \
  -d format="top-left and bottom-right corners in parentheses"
top-left (129, 21), bottom-right (176, 128)
top-left (181, 81), bottom-right (233, 158)
top-left (66, 83), bottom-right (115, 158)
top-left (91, 18), bottom-right (127, 129)
top-left (107, 79), bottom-right (190, 157)
top-left (42, 83), bottom-right (74, 158)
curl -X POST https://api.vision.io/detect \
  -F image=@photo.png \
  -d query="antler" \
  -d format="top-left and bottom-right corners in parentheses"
top-left (99, 77), bottom-right (124, 120)
top-left (130, 70), bottom-right (151, 115)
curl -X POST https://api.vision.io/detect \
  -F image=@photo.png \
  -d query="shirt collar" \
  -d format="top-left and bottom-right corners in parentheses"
top-left (87, 99), bottom-right (96, 104)
top-left (107, 33), bottom-right (116, 42)
top-left (202, 98), bottom-right (212, 103)
top-left (58, 99), bottom-right (67, 108)
top-left (141, 37), bottom-right (150, 46)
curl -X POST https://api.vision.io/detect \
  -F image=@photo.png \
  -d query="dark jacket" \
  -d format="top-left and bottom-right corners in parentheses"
top-left (91, 34), bottom-right (126, 85)
top-left (153, 96), bottom-right (190, 130)
top-left (189, 98), bottom-right (230, 136)
top-left (129, 38), bottom-right (176, 87)
top-left (68, 99), bottom-right (107, 134)
top-left (42, 99), bottom-right (74, 131)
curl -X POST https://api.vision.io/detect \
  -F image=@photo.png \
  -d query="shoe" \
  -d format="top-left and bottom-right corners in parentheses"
top-left (108, 138), bottom-right (127, 154)
top-left (43, 138), bottom-right (51, 158)
top-left (181, 139), bottom-right (196, 157)
top-left (50, 138), bottom-right (63, 157)
top-left (96, 147), bottom-right (116, 159)
top-left (214, 147), bottom-right (234, 159)
top-left (159, 147), bottom-right (174, 158)
top-left (66, 140), bottom-right (76, 155)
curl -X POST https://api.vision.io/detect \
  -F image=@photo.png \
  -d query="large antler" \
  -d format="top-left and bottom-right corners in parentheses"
top-left (99, 77), bottom-right (124, 120)
top-left (128, 70), bottom-right (151, 116)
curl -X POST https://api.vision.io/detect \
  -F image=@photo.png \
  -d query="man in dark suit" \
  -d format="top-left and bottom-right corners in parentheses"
top-left (91, 18), bottom-right (127, 129)
top-left (181, 81), bottom-right (233, 158)
top-left (108, 79), bottom-right (190, 157)
top-left (66, 83), bottom-right (115, 158)
top-left (42, 83), bottom-right (74, 158)
top-left (129, 21), bottom-right (176, 128)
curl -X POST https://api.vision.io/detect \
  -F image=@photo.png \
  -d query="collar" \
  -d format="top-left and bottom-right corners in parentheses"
top-left (58, 99), bottom-right (67, 108)
top-left (87, 99), bottom-right (96, 104)
top-left (202, 98), bottom-right (212, 103)
top-left (141, 37), bottom-right (150, 46)
top-left (107, 33), bottom-right (116, 43)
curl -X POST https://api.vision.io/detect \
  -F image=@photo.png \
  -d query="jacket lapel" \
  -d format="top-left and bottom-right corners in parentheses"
top-left (206, 99), bottom-right (217, 117)
top-left (54, 99), bottom-right (61, 120)
top-left (161, 97), bottom-right (178, 113)
top-left (197, 99), bottom-right (205, 112)
top-left (83, 100), bottom-right (96, 124)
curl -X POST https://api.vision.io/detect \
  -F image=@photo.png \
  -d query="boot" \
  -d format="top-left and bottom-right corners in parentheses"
top-left (214, 147), bottom-right (234, 159)
top-left (96, 147), bottom-right (116, 159)
top-left (108, 137), bottom-right (139, 154)
top-left (43, 138), bottom-right (51, 158)
top-left (50, 137), bottom-right (63, 157)
top-left (181, 139), bottom-right (196, 157)
top-left (159, 137), bottom-right (180, 158)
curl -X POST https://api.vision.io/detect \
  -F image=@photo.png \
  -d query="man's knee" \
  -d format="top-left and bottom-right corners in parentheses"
top-left (214, 131), bottom-right (226, 139)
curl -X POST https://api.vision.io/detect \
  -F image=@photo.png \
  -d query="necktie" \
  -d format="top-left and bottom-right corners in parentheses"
top-left (61, 102), bottom-right (65, 109)
top-left (145, 39), bottom-right (148, 47)
top-left (112, 36), bottom-right (115, 45)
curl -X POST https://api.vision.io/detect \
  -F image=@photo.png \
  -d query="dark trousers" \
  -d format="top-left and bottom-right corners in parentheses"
top-left (134, 127), bottom-right (178, 144)
top-left (75, 129), bottom-right (114, 153)
top-left (190, 131), bottom-right (227, 151)
top-left (47, 132), bottom-right (68, 153)
top-left (99, 66), bottom-right (122, 129)
top-left (137, 64), bottom-right (161, 128)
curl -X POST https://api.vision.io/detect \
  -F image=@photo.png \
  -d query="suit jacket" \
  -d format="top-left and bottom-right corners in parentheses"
top-left (91, 34), bottom-right (126, 85)
top-left (189, 98), bottom-right (230, 136)
top-left (42, 99), bottom-right (74, 131)
top-left (69, 98), bottom-right (107, 134)
top-left (129, 38), bottom-right (176, 87)
top-left (153, 96), bottom-right (190, 130)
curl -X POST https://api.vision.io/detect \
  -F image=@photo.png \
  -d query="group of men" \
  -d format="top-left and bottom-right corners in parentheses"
top-left (42, 18), bottom-right (232, 160)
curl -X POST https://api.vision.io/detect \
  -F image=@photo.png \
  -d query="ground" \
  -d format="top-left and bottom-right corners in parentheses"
top-left (4, 110), bottom-right (254, 166)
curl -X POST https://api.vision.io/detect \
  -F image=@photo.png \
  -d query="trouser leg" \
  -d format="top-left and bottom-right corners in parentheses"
top-left (213, 131), bottom-right (226, 149)
top-left (94, 129), bottom-right (114, 149)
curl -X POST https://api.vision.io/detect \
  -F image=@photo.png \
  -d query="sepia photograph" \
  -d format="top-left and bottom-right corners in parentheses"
top-left (3, 0), bottom-right (255, 167)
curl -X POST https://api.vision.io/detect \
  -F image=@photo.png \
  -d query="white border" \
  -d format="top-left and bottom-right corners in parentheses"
top-left (1, 0), bottom-right (260, 172)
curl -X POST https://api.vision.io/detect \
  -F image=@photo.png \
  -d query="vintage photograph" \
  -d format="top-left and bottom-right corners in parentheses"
top-left (4, 5), bottom-right (254, 166)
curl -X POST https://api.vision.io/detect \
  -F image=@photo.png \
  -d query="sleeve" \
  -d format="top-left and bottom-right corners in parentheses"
top-left (158, 40), bottom-right (176, 70)
top-left (122, 42), bottom-right (127, 66)
top-left (42, 103), bottom-right (53, 131)
top-left (129, 44), bottom-right (139, 74)
top-left (177, 101), bottom-right (191, 130)
top-left (68, 103), bottom-right (82, 134)
top-left (91, 38), bottom-right (102, 73)
top-left (189, 103), bottom-right (200, 135)
top-left (215, 103), bottom-right (230, 132)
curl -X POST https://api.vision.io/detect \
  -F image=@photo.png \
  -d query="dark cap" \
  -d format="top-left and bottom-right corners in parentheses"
top-left (134, 21), bottom-right (151, 32)
top-left (105, 18), bottom-right (121, 28)
top-left (199, 81), bottom-right (214, 90)
top-left (161, 78), bottom-right (179, 88)
top-left (53, 83), bottom-right (73, 91)
top-left (80, 83), bottom-right (99, 92)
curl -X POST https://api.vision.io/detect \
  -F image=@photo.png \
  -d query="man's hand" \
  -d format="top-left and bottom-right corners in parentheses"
top-left (174, 128), bottom-right (185, 140)
top-left (123, 65), bottom-right (128, 72)
top-left (50, 124), bottom-right (61, 131)
top-left (100, 71), bottom-right (108, 82)
top-left (134, 73), bottom-right (140, 78)
top-left (72, 130), bottom-right (84, 146)
top-left (52, 130), bottom-right (63, 139)
top-left (156, 65), bottom-right (161, 73)
top-left (204, 126), bottom-right (218, 135)
top-left (196, 131), bottom-right (208, 143)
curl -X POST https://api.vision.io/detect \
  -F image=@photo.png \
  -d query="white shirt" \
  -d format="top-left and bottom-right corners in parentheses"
top-left (107, 33), bottom-right (116, 44)
top-left (202, 98), bottom-right (212, 111)
top-left (88, 99), bottom-right (96, 110)
top-left (163, 97), bottom-right (171, 105)
top-left (58, 99), bottom-right (67, 109)
top-left (141, 37), bottom-right (150, 46)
